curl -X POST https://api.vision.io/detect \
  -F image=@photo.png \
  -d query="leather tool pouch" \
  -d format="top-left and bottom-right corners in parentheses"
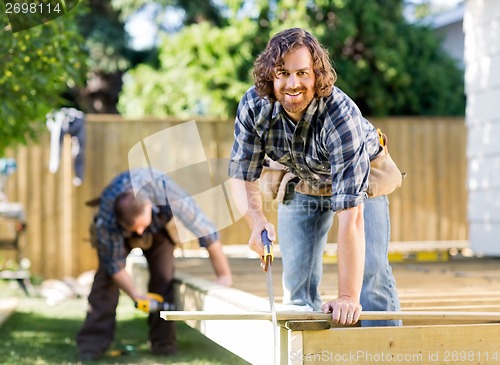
top-left (259, 129), bottom-right (405, 202)
top-left (127, 232), bottom-right (153, 250)
top-left (366, 130), bottom-right (406, 198)
top-left (259, 158), bottom-right (288, 201)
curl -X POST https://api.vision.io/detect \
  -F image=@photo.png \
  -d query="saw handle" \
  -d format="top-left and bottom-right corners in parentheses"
top-left (261, 230), bottom-right (274, 271)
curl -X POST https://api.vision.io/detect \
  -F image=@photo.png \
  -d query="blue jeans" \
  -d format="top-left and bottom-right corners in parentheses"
top-left (278, 192), bottom-right (402, 327)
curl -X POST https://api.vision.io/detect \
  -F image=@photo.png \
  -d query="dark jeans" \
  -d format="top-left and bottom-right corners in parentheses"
top-left (76, 229), bottom-right (176, 356)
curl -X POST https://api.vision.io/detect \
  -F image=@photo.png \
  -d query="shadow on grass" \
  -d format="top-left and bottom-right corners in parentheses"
top-left (0, 297), bottom-right (250, 365)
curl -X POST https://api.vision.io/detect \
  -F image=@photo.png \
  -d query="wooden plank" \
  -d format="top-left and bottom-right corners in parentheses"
top-left (402, 305), bottom-right (500, 312)
top-left (61, 134), bottom-right (73, 278)
top-left (400, 297), bottom-right (500, 307)
top-left (399, 290), bottom-right (500, 298)
top-left (171, 271), bottom-right (276, 365)
top-left (283, 320), bottom-right (332, 331)
top-left (436, 119), bottom-right (449, 240)
top-left (29, 144), bottom-right (43, 276)
top-left (324, 241), bottom-right (469, 254)
top-left (396, 118), bottom-right (412, 242)
top-left (386, 119), bottom-right (403, 241)
top-left (301, 324), bottom-right (500, 365)
top-left (287, 330), bottom-right (303, 365)
top-left (453, 119), bottom-right (468, 240)
top-left (161, 310), bottom-right (500, 322)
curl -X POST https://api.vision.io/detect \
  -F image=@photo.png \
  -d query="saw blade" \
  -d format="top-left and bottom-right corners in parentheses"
top-left (262, 230), bottom-right (278, 364)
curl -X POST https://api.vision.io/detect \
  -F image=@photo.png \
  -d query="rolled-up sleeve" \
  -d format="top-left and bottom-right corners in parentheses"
top-left (164, 180), bottom-right (220, 248)
top-left (228, 91), bottom-right (265, 181)
top-left (327, 115), bottom-right (370, 211)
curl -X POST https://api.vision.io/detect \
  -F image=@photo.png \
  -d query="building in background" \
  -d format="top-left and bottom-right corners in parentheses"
top-left (464, 0), bottom-right (500, 256)
top-left (427, 1), bottom-right (465, 68)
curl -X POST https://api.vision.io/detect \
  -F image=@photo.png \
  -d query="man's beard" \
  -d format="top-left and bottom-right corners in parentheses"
top-left (275, 88), bottom-right (314, 115)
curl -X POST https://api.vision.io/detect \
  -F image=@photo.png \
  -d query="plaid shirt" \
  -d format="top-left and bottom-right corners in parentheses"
top-left (96, 169), bottom-right (219, 275)
top-left (229, 86), bottom-right (380, 211)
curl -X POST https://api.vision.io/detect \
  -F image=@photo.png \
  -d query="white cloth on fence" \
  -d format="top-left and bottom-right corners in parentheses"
top-left (46, 108), bottom-right (86, 186)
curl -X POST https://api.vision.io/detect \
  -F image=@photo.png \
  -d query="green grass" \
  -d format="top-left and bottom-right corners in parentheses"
top-left (0, 282), bottom-right (250, 365)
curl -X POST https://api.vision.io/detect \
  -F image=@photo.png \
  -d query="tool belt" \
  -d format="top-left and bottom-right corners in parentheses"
top-left (366, 129), bottom-right (406, 198)
top-left (259, 129), bottom-right (405, 202)
top-left (127, 232), bottom-right (154, 250)
top-left (259, 159), bottom-right (296, 202)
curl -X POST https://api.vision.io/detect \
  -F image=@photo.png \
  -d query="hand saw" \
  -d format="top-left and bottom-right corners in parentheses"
top-left (261, 230), bottom-right (279, 364)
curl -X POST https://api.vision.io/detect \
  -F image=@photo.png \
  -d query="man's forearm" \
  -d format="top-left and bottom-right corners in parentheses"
top-left (112, 268), bottom-right (141, 300)
top-left (230, 178), bottom-right (267, 226)
top-left (336, 205), bottom-right (365, 301)
top-left (229, 178), bottom-right (276, 256)
top-left (206, 241), bottom-right (232, 286)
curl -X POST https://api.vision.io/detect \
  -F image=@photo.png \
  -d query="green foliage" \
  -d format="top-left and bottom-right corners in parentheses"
top-left (79, 1), bottom-right (130, 74)
top-left (401, 25), bottom-right (465, 115)
top-left (118, 20), bottom-right (256, 117)
top-left (111, 0), bottom-right (225, 26)
top-left (311, 0), bottom-right (464, 116)
top-left (0, 2), bottom-right (87, 156)
top-left (118, 0), bottom-right (465, 118)
top-left (80, 13), bottom-right (130, 73)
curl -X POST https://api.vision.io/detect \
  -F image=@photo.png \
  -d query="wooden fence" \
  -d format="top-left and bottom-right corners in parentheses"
top-left (0, 115), bottom-right (467, 279)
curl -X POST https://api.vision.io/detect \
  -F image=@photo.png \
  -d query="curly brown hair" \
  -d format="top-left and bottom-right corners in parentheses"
top-left (253, 28), bottom-right (336, 102)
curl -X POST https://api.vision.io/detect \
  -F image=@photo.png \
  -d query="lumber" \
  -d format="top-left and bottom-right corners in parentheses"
top-left (160, 310), bottom-right (500, 322)
top-left (300, 324), bottom-right (500, 365)
top-left (283, 320), bottom-right (333, 331)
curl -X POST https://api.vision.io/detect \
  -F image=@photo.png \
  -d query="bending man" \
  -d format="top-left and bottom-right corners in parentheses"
top-left (229, 28), bottom-right (400, 327)
top-left (77, 168), bottom-right (232, 360)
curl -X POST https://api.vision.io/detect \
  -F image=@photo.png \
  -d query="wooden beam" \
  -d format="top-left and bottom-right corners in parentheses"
top-left (283, 320), bottom-right (333, 331)
top-left (299, 324), bottom-right (500, 365)
top-left (161, 310), bottom-right (500, 322)
top-left (171, 272), bottom-right (278, 365)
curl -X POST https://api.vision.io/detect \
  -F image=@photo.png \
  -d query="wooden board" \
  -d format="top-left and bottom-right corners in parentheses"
top-left (161, 310), bottom-right (500, 323)
top-left (298, 324), bottom-right (500, 365)
top-left (153, 256), bottom-right (500, 364)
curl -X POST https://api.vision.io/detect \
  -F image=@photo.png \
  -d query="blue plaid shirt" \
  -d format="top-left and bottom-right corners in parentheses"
top-left (96, 169), bottom-right (219, 275)
top-left (229, 86), bottom-right (380, 211)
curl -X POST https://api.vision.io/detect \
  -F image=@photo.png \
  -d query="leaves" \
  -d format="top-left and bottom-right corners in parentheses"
top-left (118, 0), bottom-right (464, 119)
top-left (118, 21), bottom-right (256, 117)
top-left (0, 2), bottom-right (87, 155)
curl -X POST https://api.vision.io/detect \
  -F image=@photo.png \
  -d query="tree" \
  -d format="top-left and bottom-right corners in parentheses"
top-left (71, 0), bottom-right (227, 114)
top-left (118, 20), bottom-right (256, 117)
top-left (310, 0), bottom-right (464, 115)
top-left (117, 0), bottom-right (464, 118)
top-left (72, 0), bottom-right (131, 113)
top-left (0, 2), bottom-right (87, 156)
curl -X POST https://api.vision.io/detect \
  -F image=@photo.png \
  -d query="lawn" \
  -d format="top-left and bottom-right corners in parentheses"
top-left (0, 281), bottom-right (250, 365)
